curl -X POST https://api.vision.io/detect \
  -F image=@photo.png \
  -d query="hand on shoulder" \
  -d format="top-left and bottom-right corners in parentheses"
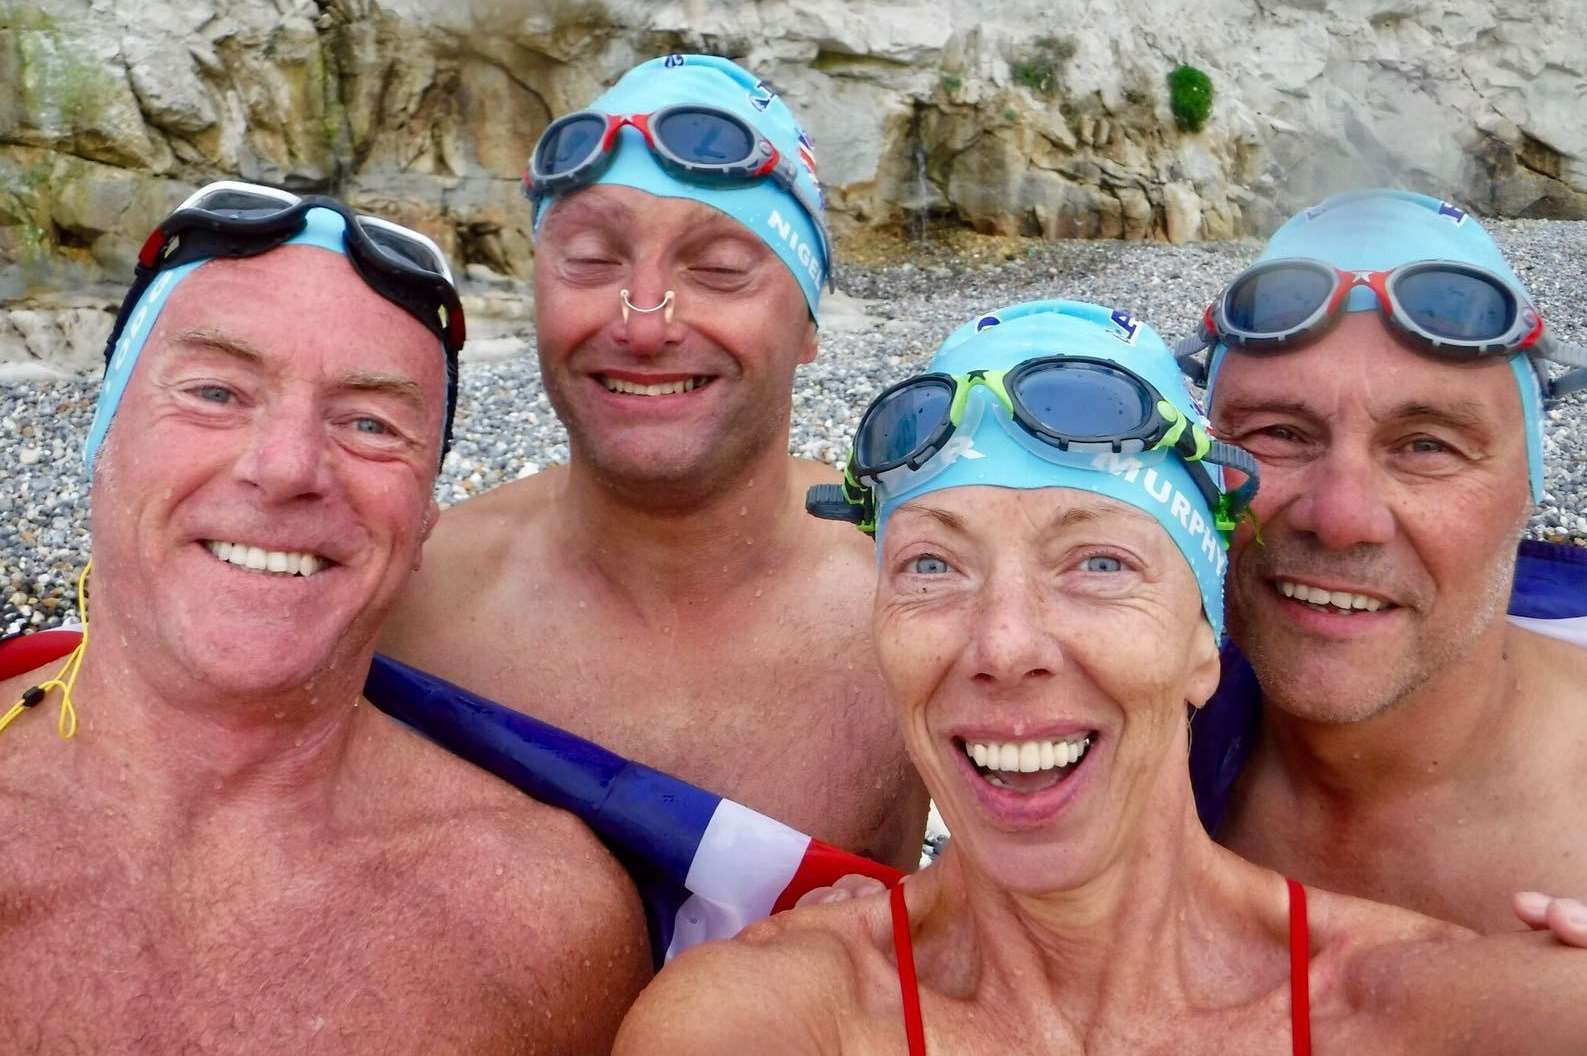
top-left (615, 899), bottom-right (883, 1056)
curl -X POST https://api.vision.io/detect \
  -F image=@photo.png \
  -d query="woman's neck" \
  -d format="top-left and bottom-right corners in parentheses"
top-left (919, 786), bottom-right (1292, 1035)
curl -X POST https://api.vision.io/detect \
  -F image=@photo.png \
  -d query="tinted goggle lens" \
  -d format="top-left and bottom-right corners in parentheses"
top-left (1224, 265), bottom-right (1334, 334)
top-left (189, 188), bottom-right (295, 219)
top-left (857, 379), bottom-right (953, 470)
top-left (653, 108), bottom-right (755, 165)
top-left (1394, 268), bottom-right (1516, 341)
top-left (537, 114), bottom-right (608, 174)
top-left (364, 226), bottom-right (444, 276)
top-left (1013, 362), bottom-right (1153, 440)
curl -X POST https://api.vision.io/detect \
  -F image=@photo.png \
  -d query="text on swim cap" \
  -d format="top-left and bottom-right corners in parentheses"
top-left (1089, 451), bottom-right (1228, 579)
top-left (767, 208), bottom-right (824, 285)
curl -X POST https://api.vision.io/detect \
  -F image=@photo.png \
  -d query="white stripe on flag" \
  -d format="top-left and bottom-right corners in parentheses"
top-left (664, 798), bottom-right (812, 961)
top-left (1508, 614), bottom-right (1587, 649)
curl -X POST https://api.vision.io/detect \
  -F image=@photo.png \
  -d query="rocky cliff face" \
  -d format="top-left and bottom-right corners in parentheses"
top-left (2, 0), bottom-right (1584, 370)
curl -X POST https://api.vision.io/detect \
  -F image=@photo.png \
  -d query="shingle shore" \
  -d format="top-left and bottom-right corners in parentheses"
top-left (4, 221), bottom-right (1584, 635)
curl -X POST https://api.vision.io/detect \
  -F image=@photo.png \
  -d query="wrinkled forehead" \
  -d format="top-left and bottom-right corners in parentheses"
top-left (538, 183), bottom-right (759, 244)
top-left (1211, 313), bottom-right (1526, 427)
top-left (888, 484), bottom-right (1169, 547)
top-left (148, 248), bottom-right (446, 382)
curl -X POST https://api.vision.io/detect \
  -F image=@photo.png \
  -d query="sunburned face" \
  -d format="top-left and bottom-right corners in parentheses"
top-left (533, 184), bottom-right (818, 502)
top-left (874, 486), bottom-right (1220, 894)
top-left (1212, 311), bottom-right (1533, 724)
top-left (89, 246), bottom-right (446, 700)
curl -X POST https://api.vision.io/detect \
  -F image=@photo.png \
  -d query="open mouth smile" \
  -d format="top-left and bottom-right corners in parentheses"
top-left (597, 374), bottom-right (715, 397)
top-left (203, 540), bottom-right (333, 578)
top-left (1274, 578), bottom-right (1394, 616)
top-left (958, 734), bottom-right (1094, 795)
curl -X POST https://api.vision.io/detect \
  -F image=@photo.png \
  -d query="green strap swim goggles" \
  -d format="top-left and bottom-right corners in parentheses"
top-left (808, 354), bottom-right (1260, 536)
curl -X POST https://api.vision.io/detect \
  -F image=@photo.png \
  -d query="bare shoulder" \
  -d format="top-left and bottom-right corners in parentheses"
top-left (356, 712), bottom-right (652, 1041)
top-left (381, 469), bottom-right (562, 649)
top-left (615, 896), bottom-right (884, 1056)
top-left (1310, 887), bottom-right (1587, 1053)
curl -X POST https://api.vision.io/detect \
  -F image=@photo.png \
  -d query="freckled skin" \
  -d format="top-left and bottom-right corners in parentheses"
top-left (615, 487), bottom-right (1587, 1055)
top-left (1211, 313), bottom-right (1587, 932)
top-left (381, 186), bottom-right (927, 870)
top-left (0, 249), bottom-right (650, 1055)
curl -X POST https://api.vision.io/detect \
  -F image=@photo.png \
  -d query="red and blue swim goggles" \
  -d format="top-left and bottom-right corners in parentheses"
top-left (1177, 257), bottom-right (1587, 399)
top-left (523, 105), bottom-right (834, 288)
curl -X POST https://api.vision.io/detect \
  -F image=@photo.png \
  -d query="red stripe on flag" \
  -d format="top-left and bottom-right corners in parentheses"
top-left (0, 629), bottom-right (81, 680)
top-left (770, 838), bottom-right (904, 915)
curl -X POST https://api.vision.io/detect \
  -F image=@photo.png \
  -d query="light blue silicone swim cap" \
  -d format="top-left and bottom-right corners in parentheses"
top-left (875, 300), bottom-right (1232, 637)
top-left (531, 54), bottom-right (829, 319)
top-left (83, 208), bottom-right (372, 475)
top-left (1205, 189), bottom-right (1547, 502)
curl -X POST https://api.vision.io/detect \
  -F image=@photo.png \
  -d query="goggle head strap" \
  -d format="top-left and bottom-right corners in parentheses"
top-left (1533, 333), bottom-right (1587, 401)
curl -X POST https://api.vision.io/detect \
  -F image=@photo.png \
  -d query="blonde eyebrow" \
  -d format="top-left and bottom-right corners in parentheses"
top-left (174, 329), bottom-right (427, 412)
top-left (336, 370), bottom-right (426, 412)
top-left (171, 327), bottom-right (266, 365)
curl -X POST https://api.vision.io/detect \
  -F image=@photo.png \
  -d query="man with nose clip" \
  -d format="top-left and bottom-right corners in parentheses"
top-left (0, 186), bottom-right (649, 1054)
top-left (380, 54), bottom-right (929, 872)
top-left (1185, 190), bottom-right (1587, 942)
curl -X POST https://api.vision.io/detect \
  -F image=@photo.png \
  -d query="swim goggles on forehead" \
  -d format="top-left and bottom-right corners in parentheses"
top-left (1176, 257), bottom-right (1587, 399)
top-left (523, 106), bottom-right (835, 288)
top-left (806, 355), bottom-right (1261, 536)
top-left (110, 180), bottom-right (467, 448)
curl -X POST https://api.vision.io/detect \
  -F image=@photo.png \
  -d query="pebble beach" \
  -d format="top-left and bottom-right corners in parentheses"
top-left (4, 221), bottom-right (1585, 635)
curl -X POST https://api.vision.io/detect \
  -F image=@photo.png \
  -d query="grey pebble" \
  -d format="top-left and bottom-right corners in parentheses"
top-left (3, 224), bottom-right (1584, 636)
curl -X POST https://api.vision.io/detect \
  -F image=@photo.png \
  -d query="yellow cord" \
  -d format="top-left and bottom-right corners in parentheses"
top-left (0, 560), bottom-right (91, 741)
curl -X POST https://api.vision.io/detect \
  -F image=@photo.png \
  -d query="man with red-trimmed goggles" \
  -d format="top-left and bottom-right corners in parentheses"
top-left (523, 104), bottom-right (835, 292)
top-left (1176, 256), bottom-right (1587, 400)
top-left (90, 180), bottom-right (467, 465)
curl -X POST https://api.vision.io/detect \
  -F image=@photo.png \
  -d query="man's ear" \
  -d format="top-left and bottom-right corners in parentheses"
top-left (1185, 620), bottom-right (1222, 712)
top-left (799, 318), bottom-right (819, 365)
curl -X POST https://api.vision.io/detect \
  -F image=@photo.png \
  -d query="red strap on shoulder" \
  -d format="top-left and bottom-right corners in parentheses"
top-left (0, 629), bottom-right (82, 680)
top-left (1287, 877), bottom-right (1312, 1056)
top-left (890, 881), bottom-right (927, 1056)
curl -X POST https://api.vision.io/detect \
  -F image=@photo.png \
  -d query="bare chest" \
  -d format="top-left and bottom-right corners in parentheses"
top-left (403, 591), bottom-right (921, 864)
top-left (0, 828), bottom-right (552, 1055)
top-left (838, 966), bottom-right (1301, 1056)
top-left (1226, 774), bottom-right (1587, 932)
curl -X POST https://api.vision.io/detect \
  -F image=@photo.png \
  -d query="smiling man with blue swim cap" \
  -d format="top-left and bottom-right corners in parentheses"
top-left (0, 183), bottom-right (651, 1053)
top-left (1179, 189), bottom-right (1587, 942)
top-left (381, 55), bottom-right (930, 874)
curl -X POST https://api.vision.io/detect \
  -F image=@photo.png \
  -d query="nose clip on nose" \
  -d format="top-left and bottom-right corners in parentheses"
top-left (620, 288), bottom-right (675, 325)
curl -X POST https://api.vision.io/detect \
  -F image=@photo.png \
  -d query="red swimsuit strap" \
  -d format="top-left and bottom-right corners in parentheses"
top-left (891, 875), bottom-right (1311, 1056)
top-left (1287, 877), bottom-right (1312, 1056)
top-left (890, 880), bottom-right (927, 1056)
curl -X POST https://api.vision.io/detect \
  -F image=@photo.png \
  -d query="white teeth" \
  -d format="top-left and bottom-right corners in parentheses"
top-left (1278, 580), bottom-right (1386, 613)
top-left (602, 376), bottom-right (708, 396)
top-left (205, 540), bottom-right (329, 578)
top-left (998, 743), bottom-right (1019, 772)
top-left (1018, 741), bottom-right (1040, 773)
top-left (966, 736), bottom-right (1092, 774)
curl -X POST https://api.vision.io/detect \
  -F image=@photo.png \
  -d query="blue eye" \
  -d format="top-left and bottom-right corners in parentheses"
top-left (354, 417), bottom-right (390, 435)
top-left (911, 554), bottom-right (949, 575)
top-left (195, 385), bottom-right (232, 403)
top-left (1080, 555), bottom-right (1123, 573)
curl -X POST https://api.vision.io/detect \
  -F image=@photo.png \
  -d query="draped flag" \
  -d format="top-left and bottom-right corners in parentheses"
top-left (0, 631), bottom-right (900, 967)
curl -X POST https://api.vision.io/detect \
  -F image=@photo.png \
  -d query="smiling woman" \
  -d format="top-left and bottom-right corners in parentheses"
top-left (613, 300), bottom-right (1587, 1056)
